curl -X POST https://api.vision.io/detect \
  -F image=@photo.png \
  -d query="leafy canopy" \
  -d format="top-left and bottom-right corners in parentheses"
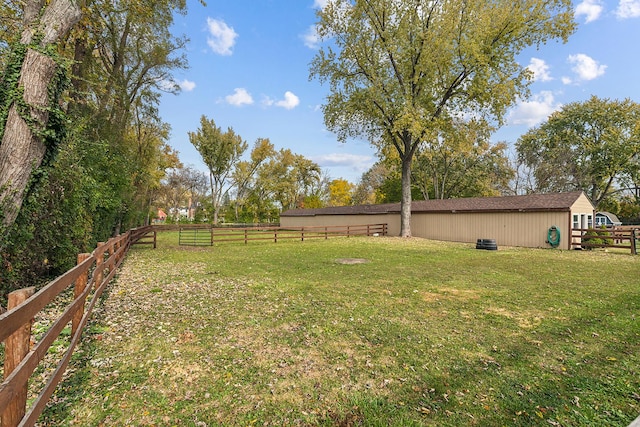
top-left (516, 96), bottom-right (640, 209)
top-left (310, 0), bottom-right (575, 236)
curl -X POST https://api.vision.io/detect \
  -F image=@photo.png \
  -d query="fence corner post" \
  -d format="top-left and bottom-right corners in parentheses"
top-left (2, 287), bottom-right (36, 427)
top-left (72, 253), bottom-right (91, 336)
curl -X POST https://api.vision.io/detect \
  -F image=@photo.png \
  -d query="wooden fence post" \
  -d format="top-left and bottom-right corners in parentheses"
top-left (95, 242), bottom-right (105, 289)
top-left (72, 253), bottom-right (91, 336)
top-left (1, 287), bottom-right (36, 427)
top-left (632, 229), bottom-right (637, 255)
top-left (301, 227), bottom-right (305, 242)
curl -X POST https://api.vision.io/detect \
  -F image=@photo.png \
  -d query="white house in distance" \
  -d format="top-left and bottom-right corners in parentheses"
top-left (595, 211), bottom-right (622, 227)
top-left (280, 191), bottom-right (595, 250)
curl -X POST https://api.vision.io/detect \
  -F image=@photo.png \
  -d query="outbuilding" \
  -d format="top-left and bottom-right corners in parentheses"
top-left (595, 211), bottom-right (622, 227)
top-left (280, 191), bottom-right (595, 250)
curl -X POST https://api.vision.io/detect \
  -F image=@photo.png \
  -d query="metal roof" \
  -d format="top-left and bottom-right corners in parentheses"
top-left (281, 191), bottom-right (589, 217)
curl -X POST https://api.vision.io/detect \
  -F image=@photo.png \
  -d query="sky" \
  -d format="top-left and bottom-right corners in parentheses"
top-left (159, 0), bottom-right (640, 184)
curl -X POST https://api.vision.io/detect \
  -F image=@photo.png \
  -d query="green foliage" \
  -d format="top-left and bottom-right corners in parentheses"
top-left (413, 120), bottom-right (514, 199)
top-left (0, 41), bottom-right (72, 160)
top-left (310, 0), bottom-right (575, 236)
top-left (0, 0), bottom-right (196, 303)
top-left (582, 226), bottom-right (609, 250)
top-left (516, 96), bottom-right (640, 209)
top-left (0, 42), bottom-right (27, 138)
top-left (0, 141), bottom-right (97, 301)
top-left (189, 116), bottom-right (248, 224)
top-left (617, 197), bottom-right (640, 224)
top-left (377, 174), bottom-right (422, 203)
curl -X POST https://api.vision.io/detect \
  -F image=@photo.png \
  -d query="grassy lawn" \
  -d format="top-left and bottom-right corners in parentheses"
top-left (40, 234), bottom-right (639, 426)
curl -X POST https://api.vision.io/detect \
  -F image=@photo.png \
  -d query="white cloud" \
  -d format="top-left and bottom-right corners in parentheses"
top-left (527, 58), bottom-right (552, 82)
top-left (206, 18), bottom-right (238, 56)
top-left (225, 88), bottom-right (254, 106)
top-left (302, 25), bottom-right (321, 49)
top-left (263, 91), bottom-right (300, 109)
top-left (508, 91), bottom-right (562, 127)
top-left (179, 79), bottom-right (196, 92)
top-left (275, 91), bottom-right (300, 110)
top-left (575, 0), bottom-right (604, 23)
top-left (563, 53), bottom-right (607, 84)
top-left (616, 0), bottom-right (640, 18)
top-left (312, 153), bottom-right (375, 175)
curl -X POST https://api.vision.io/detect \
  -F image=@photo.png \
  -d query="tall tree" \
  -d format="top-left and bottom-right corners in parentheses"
top-left (231, 138), bottom-right (276, 221)
top-left (516, 96), bottom-right (640, 209)
top-left (189, 116), bottom-right (248, 224)
top-left (413, 119), bottom-right (513, 200)
top-left (310, 0), bottom-right (575, 236)
top-left (0, 0), bottom-right (82, 232)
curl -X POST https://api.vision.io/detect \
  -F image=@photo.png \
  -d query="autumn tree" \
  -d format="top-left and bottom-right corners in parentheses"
top-left (413, 119), bottom-right (513, 200)
top-left (231, 138), bottom-right (276, 221)
top-left (329, 178), bottom-right (355, 206)
top-left (189, 116), bottom-right (248, 224)
top-left (229, 144), bottom-right (324, 222)
top-left (255, 149), bottom-right (322, 211)
top-left (516, 96), bottom-right (640, 209)
top-left (311, 0), bottom-right (575, 236)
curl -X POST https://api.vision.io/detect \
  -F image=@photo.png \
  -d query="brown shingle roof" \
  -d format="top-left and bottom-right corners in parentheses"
top-left (280, 191), bottom-right (587, 217)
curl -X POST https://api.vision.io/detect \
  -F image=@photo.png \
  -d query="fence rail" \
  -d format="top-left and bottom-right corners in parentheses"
top-left (0, 227), bottom-right (151, 427)
top-left (211, 224), bottom-right (388, 244)
top-left (168, 223), bottom-right (388, 245)
top-left (571, 226), bottom-right (639, 254)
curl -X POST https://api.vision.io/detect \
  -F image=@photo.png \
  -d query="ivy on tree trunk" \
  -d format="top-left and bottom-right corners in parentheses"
top-left (0, 0), bottom-right (81, 233)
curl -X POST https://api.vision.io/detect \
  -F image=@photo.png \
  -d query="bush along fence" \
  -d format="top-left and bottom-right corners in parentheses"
top-left (571, 226), bottom-right (639, 254)
top-left (0, 226), bottom-right (155, 427)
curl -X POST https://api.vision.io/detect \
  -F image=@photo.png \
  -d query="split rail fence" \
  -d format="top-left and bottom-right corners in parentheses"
top-left (0, 226), bottom-right (155, 427)
top-left (0, 222), bottom-right (384, 425)
top-left (176, 223), bottom-right (388, 246)
top-left (571, 226), bottom-right (639, 255)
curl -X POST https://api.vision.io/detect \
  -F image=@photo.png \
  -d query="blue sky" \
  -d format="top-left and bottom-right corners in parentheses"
top-left (159, 0), bottom-right (640, 183)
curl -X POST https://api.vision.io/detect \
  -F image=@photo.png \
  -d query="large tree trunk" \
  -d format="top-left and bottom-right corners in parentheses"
top-left (400, 154), bottom-right (412, 238)
top-left (0, 0), bottom-right (81, 231)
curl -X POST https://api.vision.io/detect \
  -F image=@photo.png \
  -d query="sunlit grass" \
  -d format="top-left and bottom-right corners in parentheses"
top-left (40, 234), bottom-right (640, 426)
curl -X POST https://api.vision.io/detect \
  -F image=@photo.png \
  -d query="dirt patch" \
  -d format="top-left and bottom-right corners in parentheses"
top-left (335, 258), bottom-right (369, 264)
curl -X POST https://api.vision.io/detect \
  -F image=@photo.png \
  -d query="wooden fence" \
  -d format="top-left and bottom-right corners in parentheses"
top-left (571, 226), bottom-right (639, 254)
top-left (0, 222), bottom-right (384, 425)
top-left (170, 223), bottom-right (388, 246)
top-left (0, 226), bottom-right (155, 427)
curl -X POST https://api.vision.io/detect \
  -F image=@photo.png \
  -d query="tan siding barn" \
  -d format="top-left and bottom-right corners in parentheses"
top-left (281, 192), bottom-right (594, 250)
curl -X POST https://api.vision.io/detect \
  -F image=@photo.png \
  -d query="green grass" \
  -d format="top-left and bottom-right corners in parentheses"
top-left (39, 234), bottom-right (640, 426)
